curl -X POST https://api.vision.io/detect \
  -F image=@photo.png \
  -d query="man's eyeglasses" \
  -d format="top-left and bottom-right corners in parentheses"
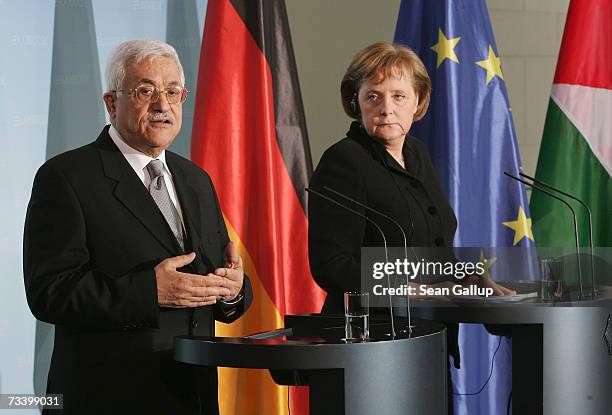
top-left (114, 84), bottom-right (189, 105)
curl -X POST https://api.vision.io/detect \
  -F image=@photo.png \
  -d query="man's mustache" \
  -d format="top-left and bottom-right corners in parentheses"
top-left (146, 112), bottom-right (174, 124)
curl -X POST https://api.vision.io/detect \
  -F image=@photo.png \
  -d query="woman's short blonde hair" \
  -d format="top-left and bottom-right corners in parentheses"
top-left (341, 42), bottom-right (431, 121)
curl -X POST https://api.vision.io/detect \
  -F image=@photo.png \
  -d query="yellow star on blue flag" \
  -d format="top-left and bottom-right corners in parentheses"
top-left (430, 28), bottom-right (461, 68)
top-left (502, 206), bottom-right (534, 245)
top-left (476, 45), bottom-right (504, 85)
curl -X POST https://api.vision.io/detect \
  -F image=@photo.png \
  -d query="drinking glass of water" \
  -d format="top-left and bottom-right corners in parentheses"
top-left (539, 258), bottom-right (564, 301)
top-left (344, 291), bottom-right (369, 341)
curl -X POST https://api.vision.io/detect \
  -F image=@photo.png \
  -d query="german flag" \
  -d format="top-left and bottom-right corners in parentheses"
top-left (190, 0), bottom-right (326, 413)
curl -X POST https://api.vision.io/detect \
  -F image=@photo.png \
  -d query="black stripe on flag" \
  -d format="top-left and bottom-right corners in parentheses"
top-left (229, 0), bottom-right (313, 212)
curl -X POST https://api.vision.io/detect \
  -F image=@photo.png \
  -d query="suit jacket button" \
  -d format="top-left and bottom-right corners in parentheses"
top-left (434, 237), bottom-right (444, 246)
top-left (191, 320), bottom-right (198, 328)
top-left (427, 206), bottom-right (438, 215)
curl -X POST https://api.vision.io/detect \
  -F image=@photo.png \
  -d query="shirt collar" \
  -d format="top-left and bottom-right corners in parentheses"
top-left (347, 121), bottom-right (421, 178)
top-left (108, 124), bottom-right (170, 179)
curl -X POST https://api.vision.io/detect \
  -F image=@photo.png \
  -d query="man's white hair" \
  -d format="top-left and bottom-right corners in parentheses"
top-left (105, 39), bottom-right (185, 91)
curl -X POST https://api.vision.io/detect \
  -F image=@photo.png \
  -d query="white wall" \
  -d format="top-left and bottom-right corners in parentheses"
top-left (286, 0), bottom-right (401, 165)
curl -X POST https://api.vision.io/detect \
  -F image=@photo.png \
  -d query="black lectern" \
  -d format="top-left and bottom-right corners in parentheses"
top-left (412, 283), bottom-right (612, 415)
top-left (175, 315), bottom-right (448, 415)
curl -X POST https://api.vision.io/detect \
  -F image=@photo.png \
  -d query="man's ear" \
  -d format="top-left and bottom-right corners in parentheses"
top-left (103, 92), bottom-right (116, 119)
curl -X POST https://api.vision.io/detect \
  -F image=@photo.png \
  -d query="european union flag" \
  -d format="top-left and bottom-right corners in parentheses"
top-left (394, 1), bottom-right (536, 414)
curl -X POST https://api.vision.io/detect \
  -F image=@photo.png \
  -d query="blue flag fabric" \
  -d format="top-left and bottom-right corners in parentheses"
top-left (394, 1), bottom-right (536, 414)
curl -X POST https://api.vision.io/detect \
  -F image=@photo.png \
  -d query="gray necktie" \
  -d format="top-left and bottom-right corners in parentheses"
top-left (146, 159), bottom-right (185, 251)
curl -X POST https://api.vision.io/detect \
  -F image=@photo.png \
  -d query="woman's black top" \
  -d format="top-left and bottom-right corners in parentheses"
top-left (308, 121), bottom-right (461, 366)
top-left (309, 121), bottom-right (458, 312)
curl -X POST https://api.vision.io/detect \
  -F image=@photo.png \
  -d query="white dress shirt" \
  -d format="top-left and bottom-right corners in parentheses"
top-left (108, 125), bottom-right (185, 228)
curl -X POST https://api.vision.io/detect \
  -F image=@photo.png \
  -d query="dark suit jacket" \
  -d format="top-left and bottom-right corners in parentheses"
top-left (309, 122), bottom-right (457, 311)
top-left (308, 122), bottom-right (460, 365)
top-left (23, 126), bottom-right (252, 414)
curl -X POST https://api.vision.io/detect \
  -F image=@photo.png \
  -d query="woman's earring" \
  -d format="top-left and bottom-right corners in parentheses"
top-left (350, 97), bottom-right (360, 115)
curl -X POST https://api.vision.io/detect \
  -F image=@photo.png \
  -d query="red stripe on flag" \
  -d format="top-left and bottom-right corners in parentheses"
top-left (553, 0), bottom-right (612, 89)
top-left (191, 0), bottom-right (324, 316)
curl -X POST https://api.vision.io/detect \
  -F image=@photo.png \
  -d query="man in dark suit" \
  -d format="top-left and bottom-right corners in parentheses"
top-left (23, 39), bottom-right (252, 414)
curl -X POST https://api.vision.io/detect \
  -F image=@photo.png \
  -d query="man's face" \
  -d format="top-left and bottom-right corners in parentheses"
top-left (104, 57), bottom-right (183, 157)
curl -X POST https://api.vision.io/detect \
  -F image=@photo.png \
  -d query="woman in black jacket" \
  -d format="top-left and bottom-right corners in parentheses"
top-left (308, 41), bottom-right (514, 415)
top-left (308, 42), bottom-right (512, 314)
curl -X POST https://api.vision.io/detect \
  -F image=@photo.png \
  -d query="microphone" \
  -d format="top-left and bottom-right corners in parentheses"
top-left (504, 172), bottom-right (584, 299)
top-left (305, 187), bottom-right (397, 338)
top-left (322, 185), bottom-right (415, 334)
top-left (518, 172), bottom-right (596, 298)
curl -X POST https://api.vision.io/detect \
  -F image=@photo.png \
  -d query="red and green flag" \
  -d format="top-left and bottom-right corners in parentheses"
top-left (531, 0), bottom-right (612, 264)
top-left (190, 0), bottom-right (325, 413)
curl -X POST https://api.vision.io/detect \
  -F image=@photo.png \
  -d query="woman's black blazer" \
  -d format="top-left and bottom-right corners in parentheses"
top-left (308, 121), bottom-right (458, 314)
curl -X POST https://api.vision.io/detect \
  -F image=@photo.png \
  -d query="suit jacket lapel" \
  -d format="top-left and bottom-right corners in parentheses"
top-left (95, 128), bottom-right (183, 256)
top-left (166, 153), bottom-right (216, 272)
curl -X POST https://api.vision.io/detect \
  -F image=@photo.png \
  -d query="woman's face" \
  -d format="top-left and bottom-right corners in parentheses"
top-left (357, 75), bottom-right (419, 146)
